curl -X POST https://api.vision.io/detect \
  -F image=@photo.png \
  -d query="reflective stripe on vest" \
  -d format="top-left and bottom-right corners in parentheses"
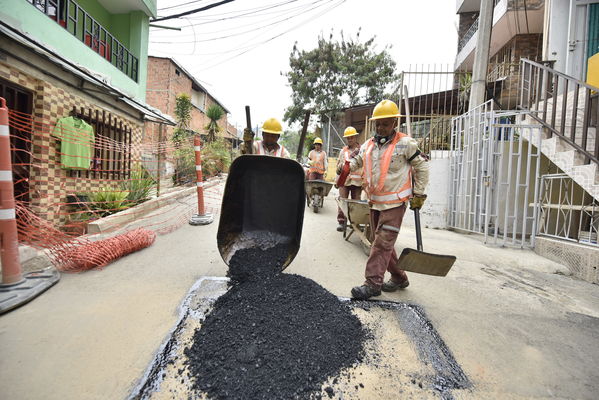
top-left (256, 141), bottom-right (285, 157)
top-left (342, 147), bottom-right (362, 181)
top-left (309, 150), bottom-right (326, 173)
top-left (364, 132), bottom-right (412, 205)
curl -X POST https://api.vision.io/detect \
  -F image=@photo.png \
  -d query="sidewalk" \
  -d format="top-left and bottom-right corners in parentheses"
top-left (1, 188), bottom-right (598, 399)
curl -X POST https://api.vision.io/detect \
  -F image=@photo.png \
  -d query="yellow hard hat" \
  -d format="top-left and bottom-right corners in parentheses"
top-left (262, 118), bottom-right (283, 134)
top-left (343, 126), bottom-right (358, 137)
top-left (313, 137), bottom-right (323, 145)
top-left (370, 99), bottom-right (401, 120)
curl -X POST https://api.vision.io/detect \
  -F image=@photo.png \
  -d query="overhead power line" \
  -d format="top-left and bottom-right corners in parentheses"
top-left (151, 0), bottom-right (325, 44)
top-left (158, 0), bottom-right (206, 11)
top-left (152, 0), bottom-right (236, 23)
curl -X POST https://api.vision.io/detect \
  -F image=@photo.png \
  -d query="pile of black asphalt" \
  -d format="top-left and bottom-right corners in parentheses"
top-left (185, 245), bottom-right (368, 399)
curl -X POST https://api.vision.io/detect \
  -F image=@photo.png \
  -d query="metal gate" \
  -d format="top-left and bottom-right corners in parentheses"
top-left (448, 101), bottom-right (543, 247)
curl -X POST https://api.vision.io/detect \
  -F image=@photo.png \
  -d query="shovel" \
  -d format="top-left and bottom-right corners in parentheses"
top-left (396, 208), bottom-right (456, 276)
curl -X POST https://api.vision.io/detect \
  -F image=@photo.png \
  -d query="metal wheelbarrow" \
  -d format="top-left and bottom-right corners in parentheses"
top-left (336, 197), bottom-right (372, 256)
top-left (304, 180), bottom-right (333, 213)
top-left (217, 155), bottom-right (306, 270)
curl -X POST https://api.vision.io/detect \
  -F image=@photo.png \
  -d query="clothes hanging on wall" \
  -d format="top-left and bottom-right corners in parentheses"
top-left (51, 116), bottom-right (95, 170)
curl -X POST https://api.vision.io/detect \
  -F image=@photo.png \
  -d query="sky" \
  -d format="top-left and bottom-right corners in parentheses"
top-left (149, 0), bottom-right (459, 132)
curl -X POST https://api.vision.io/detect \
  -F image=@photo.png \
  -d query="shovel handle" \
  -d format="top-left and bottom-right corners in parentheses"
top-left (414, 208), bottom-right (423, 252)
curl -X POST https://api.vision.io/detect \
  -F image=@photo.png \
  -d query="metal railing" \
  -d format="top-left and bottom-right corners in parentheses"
top-left (536, 174), bottom-right (599, 247)
top-left (27, 0), bottom-right (139, 82)
top-left (519, 58), bottom-right (599, 164)
top-left (458, 17), bottom-right (478, 52)
top-left (449, 101), bottom-right (543, 248)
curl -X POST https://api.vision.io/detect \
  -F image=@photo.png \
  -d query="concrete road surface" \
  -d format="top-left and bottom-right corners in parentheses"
top-left (1, 185), bottom-right (598, 399)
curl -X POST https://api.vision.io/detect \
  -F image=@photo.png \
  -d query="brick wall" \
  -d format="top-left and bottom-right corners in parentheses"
top-left (0, 61), bottom-right (143, 226)
top-left (146, 57), bottom-right (229, 142)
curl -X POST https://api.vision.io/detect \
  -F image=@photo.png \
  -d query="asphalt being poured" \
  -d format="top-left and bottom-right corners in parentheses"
top-left (184, 245), bottom-right (368, 400)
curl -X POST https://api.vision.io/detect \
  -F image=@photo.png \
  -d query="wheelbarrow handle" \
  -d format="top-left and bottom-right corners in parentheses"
top-left (414, 208), bottom-right (423, 252)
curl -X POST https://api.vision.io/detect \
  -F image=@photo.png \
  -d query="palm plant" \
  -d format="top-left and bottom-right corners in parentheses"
top-left (205, 104), bottom-right (224, 143)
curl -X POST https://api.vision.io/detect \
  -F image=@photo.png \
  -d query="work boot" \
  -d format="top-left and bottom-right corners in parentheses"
top-left (351, 284), bottom-right (381, 300)
top-left (336, 223), bottom-right (345, 232)
top-left (381, 279), bottom-right (410, 292)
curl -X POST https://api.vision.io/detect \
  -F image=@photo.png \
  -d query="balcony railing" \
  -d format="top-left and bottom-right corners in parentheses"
top-left (27, 0), bottom-right (139, 82)
top-left (457, 17), bottom-right (478, 52)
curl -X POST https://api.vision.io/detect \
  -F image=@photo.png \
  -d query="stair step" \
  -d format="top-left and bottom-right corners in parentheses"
top-left (571, 163), bottom-right (599, 187)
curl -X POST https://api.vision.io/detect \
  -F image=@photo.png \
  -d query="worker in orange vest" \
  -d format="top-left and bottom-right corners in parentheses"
top-left (338, 99), bottom-right (429, 300)
top-left (335, 126), bottom-right (363, 231)
top-left (241, 118), bottom-right (290, 158)
top-left (307, 137), bottom-right (327, 180)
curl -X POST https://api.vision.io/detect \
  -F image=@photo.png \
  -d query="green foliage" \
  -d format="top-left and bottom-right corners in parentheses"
top-left (172, 146), bottom-right (196, 186)
top-left (205, 104), bottom-right (224, 143)
top-left (279, 129), bottom-right (300, 158)
top-left (173, 94), bottom-right (193, 145)
top-left (122, 166), bottom-right (156, 205)
top-left (86, 189), bottom-right (130, 217)
top-left (202, 139), bottom-right (231, 177)
top-left (458, 73), bottom-right (472, 112)
top-left (284, 29), bottom-right (398, 124)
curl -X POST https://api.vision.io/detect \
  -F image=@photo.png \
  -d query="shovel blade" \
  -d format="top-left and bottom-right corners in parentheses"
top-left (396, 248), bottom-right (456, 277)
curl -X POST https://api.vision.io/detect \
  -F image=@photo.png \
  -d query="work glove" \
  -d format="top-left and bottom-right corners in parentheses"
top-left (409, 194), bottom-right (427, 210)
top-left (336, 162), bottom-right (343, 175)
top-left (243, 128), bottom-right (254, 142)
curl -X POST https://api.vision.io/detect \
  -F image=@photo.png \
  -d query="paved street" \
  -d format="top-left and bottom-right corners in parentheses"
top-left (1, 184), bottom-right (599, 399)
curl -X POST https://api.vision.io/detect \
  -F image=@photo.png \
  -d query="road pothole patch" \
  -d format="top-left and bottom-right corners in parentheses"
top-left (130, 277), bottom-right (470, 400)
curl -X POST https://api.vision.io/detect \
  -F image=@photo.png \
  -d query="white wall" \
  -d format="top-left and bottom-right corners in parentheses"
top-left (403, 158), bottom-right (450, 230)
top-left (544, 0), bottom-right (571, 74)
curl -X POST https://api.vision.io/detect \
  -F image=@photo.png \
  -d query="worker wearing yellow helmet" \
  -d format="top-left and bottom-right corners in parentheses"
top-left (247, 118), bottom-right (290, 158)
top-left (337, 99), bottom-right (429, 300)
top-left (335, 126), bottom-right (364, 231)
top-left (307, 137), bottom-right (328, 180)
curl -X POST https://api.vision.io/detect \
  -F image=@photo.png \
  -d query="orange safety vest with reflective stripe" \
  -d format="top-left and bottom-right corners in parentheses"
top-left (255, 140), bottom-right (287, 157)
top-left (363, 132), bottom-right (413, 205)
top-left (308, 150), bottom-right (326, 174)
top-left (342, 146), bottom-right (363, 182)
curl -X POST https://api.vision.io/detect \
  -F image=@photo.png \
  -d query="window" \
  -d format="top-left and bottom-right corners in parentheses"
top-left (69, 106), bottom-right (132, 180)
top-left (191, 89), bottom-right (206, 111)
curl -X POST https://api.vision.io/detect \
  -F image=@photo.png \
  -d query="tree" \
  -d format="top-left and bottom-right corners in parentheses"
top-left (205, 104), bottom-right (224, 143)
top-left (284, 30), bottom-right (398, 124)
top-left (172, 93), bottom-right (193, 144)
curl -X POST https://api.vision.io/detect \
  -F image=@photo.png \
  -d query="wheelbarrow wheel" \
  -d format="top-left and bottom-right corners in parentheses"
top-left (313, 204), bottom-right (319, 213)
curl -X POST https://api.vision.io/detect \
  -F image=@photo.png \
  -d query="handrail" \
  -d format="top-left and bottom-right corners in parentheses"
top-left (519, 58), bottom-right (599, 164)
top-left (522, 58), bottom-right (599, 92)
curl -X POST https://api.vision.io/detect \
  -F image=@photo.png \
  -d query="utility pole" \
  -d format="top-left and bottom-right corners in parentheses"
top-left (468, 0), bottom-right (494, 110)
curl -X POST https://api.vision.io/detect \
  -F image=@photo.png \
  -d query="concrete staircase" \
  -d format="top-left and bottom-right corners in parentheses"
top-left (521, 88), bottom-right (599, 201)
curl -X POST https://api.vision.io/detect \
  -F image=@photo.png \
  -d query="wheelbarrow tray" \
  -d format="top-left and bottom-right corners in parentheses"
top-left (305, 180), bottom-right (334, 196)
top-left (336, 198), bottom-right (372, 255)
top-left (217, 155), bottom-right (306, 270)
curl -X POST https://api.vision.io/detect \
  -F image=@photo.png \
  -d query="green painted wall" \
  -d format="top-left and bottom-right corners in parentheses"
top-left (0, 0), bottom-right (150, 101)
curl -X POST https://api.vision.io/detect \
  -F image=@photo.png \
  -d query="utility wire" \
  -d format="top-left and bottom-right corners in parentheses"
top-left (152, 0), bottom-right (236, 22)
top-left (151, 0), bottom-right (335, 58)
top-left (158, 0), bottom-right (206, 11)
top-left (192, 0), bottom-right (346, 72)
top-left (151, 0), bottom-right (325, 44)
top-left (154, 0), bottom-right (302, 28)
top-left (150, 0), bottom-right (314, 39)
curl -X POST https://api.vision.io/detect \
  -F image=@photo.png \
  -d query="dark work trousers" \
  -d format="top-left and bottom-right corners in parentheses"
top-left (364, 204), bottom-right (409, 289)
top-left (308, 172), bottom-right (324, 180)
top-left (337, 185), bottom-right (362, 224)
